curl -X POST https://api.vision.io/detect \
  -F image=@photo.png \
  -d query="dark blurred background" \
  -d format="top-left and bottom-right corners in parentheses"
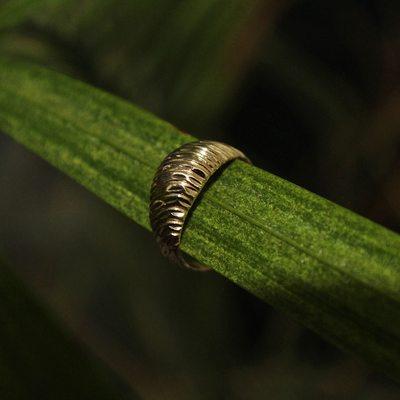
top-left (1, 0), bottom-right (400, 398)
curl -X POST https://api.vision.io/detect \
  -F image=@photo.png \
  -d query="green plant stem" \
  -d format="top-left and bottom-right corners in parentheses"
top-left (0, 58), bottom-right (400, 380)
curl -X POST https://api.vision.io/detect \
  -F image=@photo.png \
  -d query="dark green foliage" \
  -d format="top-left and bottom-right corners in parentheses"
top-left (0, 0), bottom-right (59, 30)
top-left (0, 259), bottom-right (139, 399)
top-left (1, 58), bottom-right (400, 381)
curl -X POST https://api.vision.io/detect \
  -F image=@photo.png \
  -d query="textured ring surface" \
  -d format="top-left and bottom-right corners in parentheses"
top-left (149, 140), bottom-right (251, 270)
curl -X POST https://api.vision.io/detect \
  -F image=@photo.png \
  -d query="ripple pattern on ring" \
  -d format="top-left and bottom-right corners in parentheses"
top-left (149, 140), bottom-right (247, 266)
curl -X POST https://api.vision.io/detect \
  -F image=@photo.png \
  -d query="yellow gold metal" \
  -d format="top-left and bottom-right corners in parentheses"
top-left (149, 140), bottom-right (251, 270)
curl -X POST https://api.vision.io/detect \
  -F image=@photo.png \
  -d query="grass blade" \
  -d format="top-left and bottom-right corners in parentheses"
top-left (0, 58), bottom-right (399, 380)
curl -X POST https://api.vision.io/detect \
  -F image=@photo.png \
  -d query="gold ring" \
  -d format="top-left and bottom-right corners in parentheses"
top-left (149, 140), bottom-right (251, 270)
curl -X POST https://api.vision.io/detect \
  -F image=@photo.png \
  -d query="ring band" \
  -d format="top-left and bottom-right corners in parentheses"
top-left (149, 140), bottom-right (251, 270)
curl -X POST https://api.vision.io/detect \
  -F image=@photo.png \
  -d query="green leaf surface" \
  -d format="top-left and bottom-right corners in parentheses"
top-left (28, 0), bottom-right (268, 131)
top-left (0, 258), bottom-right (140, 399)
top-left (0, 58), bottom-right (400, 380)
